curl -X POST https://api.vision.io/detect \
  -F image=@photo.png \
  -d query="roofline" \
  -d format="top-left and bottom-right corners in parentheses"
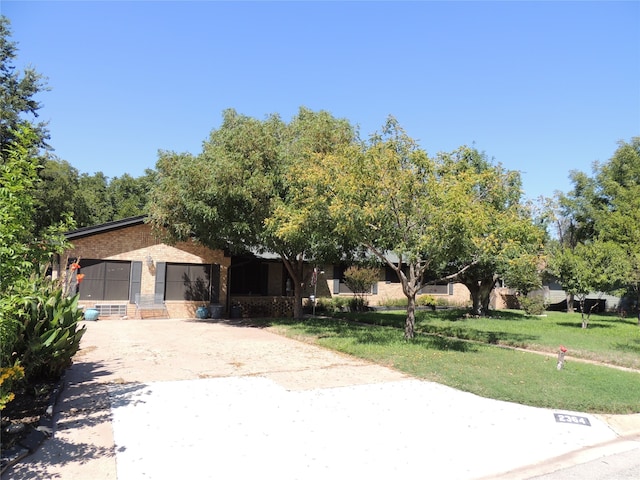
top-left (65, 215), bottom-right (147, 240)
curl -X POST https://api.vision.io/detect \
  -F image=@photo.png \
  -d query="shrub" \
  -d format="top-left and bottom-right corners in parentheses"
top-left (343, 266), bottom-right (378, 311)
top-left (14, 280), bottom-right (86, 381)
top-left (519, 296), bottom-right (546, 316)
top-left (380, 297), bottom-right (408, 307)
top-left (436, 297), bottom-right (451, 307)
top-left (314, 297), bottom-right (348, 314)
top-left (417, 295), bottom-right (436, 309)
top-left (348, 296), bottom-right (369, 312)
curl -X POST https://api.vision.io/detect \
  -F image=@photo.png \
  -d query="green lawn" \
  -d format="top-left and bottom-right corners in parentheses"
top-left (338, 309), bottom-right (640, 370)
top-left (259, 310), bottom-right (640, 414)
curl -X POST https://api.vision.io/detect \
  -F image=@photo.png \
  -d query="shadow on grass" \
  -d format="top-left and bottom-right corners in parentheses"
top-left (417, 323), bottom-right (538, 347)
top-left (594, 316), bottom-right (639, 326)
top-left (424, 335), bottom-right (478, 352)
top-left (557, 322), bottom-right (614, 329)
top-left (264, 316), bottom-right (481, 353)
top-left (613, 338), bottom-right (640, 355)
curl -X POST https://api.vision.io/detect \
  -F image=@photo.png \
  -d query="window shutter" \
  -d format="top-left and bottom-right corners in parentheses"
top-left (210, 264), bottom-right (220, 303)
top-left (155, 262), bottom-right (166, 297)
top-left (448, 282), bottom-right (454, 295)
top-left (129, 261), bottom-right (142, 303)
top-left (333, 278), bottom-right (340, 295)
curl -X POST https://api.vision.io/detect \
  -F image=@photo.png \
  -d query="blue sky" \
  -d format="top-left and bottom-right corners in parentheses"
top-left (4, 1), bottom-right (639, 200)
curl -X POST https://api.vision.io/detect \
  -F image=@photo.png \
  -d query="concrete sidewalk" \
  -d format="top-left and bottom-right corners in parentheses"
top-left (2, 319), bottom-right (639, 479)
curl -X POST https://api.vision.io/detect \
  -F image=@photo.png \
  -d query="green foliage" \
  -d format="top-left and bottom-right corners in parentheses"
top-left (32, 160), bottom-right (156, 234)
top-left (0, 16), bottom-right (49, 152)
top-left (149, 107), bottom-right (356, 319)
top-left (343, 266), bottom-right (379, 294)
top-left (316, 119), bottom-right (543, 335)
top-left (518, 295), bottom-right (546, 315)
top-left (380, 297), bottom-right (408, 307)
top-left (550, 137), bottom-right (640, 320)
top-left (416, 294), bottom-right (436, 308)
top-left (14, 280), bottom-right (86, 380)
top-left (313, 296), bottom-right (348, 314)
top-left (343, 265), bottom-right (378, 311)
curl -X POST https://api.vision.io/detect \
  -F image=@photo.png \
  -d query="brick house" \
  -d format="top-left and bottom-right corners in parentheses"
top-left (61, 216), bottom-right (473, 319)
top-left (62, 216), bottom-right (231, 319)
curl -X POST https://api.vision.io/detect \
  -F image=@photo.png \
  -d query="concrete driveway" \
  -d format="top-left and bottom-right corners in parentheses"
top-left (2, 318), bottom-right (639, 479)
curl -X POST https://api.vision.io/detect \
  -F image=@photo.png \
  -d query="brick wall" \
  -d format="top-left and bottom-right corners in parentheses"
top-left (64, 223), bottom-right (230, 319)
top-left (321, 264), bottom-right (471, 307)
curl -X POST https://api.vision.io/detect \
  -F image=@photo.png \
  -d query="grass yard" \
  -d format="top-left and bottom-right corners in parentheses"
top-left (260, 310), bottom-right (640, 414)
top-left (339, 309), bottom-right (640, 370)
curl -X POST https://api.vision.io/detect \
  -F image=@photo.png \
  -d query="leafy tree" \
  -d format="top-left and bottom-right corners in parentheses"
top-left (0, 126), bottom-right (72, 372)
top-left (594, 138), bottom-right (640, 321)
top-left (437, 147), bottom-right (544, 317)
top-left (149, 108), bottom-right (356, 319)
top-left (0, 25), bottom-right (86, 397)
top-left (0, 126), bottom-right (42, 293)
top-left (547, 241), bottom-right (627, 327)
top-left (313, 119), bottom-right (534, 338)
top-left (75, 171), bottom-right (113, 226)
top-left (107, 169), bottom-right (156, 219)
top-left (32, 158), bottom-right (81, 235)
top-left (550, 137), bottom-right (640, 324)
top-left (0, 16), bottom-right (49, 153)
top-left (343, 265), bottom-right (379, 311)
top-left (33, 163), bottom-right (156, 232)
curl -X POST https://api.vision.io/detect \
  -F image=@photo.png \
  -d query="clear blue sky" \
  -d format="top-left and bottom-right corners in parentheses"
top-left (4, 1), bottom-right (639, 200)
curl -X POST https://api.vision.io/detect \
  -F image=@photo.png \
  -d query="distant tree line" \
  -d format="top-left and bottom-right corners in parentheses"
top-left (32, 159), bottom-right (156, 235)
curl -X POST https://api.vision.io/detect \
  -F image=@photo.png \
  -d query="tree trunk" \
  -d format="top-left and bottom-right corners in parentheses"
top-left (579, 297), bottom-right (587, 328)
top-left (281, 256), bottom-right (306, 320)
top-left (463, 276), bottom-right (496, 316)
top-left (405, 294), bottom-right (416, 339)
top-left (566, 293), bottom-right (575, 313)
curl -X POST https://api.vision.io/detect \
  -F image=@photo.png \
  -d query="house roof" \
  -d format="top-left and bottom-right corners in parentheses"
top-left (65, 215), bottom-right (147, 240)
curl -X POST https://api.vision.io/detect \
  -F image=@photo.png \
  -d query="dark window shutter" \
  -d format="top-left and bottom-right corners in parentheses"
top-left (210, 264), bottom-right (220, 303)
top-left (448, 282), bottom-right (454, 295)
top-left (372, 282), bottom-right (378, 295)
top-left (155, 262), bottom-right (166, 297)
top-left (129, 261), bottom-right (142, 303)
top-left (333, 278), bottom-right (340, 295)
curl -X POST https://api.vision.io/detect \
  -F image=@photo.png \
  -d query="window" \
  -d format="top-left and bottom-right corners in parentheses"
top-left (333, 264), bottom-right (378, 295)
top-left (79, 260), bottom-right (131, 301)
top-left (419, 283), bottom-right (452, 295)
top-left (165, 263), bottom-right (213, 301)
top-left (229, 258), bottom-right (269, 295)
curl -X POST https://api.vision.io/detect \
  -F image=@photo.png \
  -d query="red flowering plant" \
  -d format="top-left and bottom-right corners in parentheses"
top-left (62, 259), bottom-right (82, 297)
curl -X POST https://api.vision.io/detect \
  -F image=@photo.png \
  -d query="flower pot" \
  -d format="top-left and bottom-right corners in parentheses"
top-left (209, 304), bottom-right (223, 319)
top-left (196, 306), bottom-right (209, 319)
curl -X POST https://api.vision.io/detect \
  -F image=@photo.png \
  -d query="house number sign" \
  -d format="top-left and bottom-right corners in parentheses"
top-left (554, 413), bottom-right (591, 426)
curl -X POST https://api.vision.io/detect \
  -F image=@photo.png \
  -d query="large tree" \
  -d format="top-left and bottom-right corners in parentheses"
top-left (32, 161), bottom-right (155, 233)
top-left (148, 107), bottom-right (356, 319)
top-left (436, 147), bottom-right (545, 316)
top-left (312, 119), bottom-right (539, 338)
top-left (0, 16), bottom-right (49, 153)
top-left (550, 137), bottom-right (640, 323)
top-left (547, 241), bottom-right (627, 327)
top-left (0, 127), bottom-right (71, 366)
